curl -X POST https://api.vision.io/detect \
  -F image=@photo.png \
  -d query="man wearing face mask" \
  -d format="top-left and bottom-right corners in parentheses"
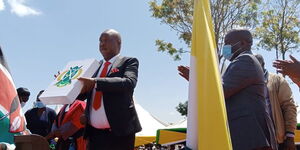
top-left (25, 90), bottom-right (57, 137)
top-left (178, 29), bottom-right (277, 150)
top-left (16, 87), bottom-right (30, 108)
top-left (222, 29), bottom-right (277, 150)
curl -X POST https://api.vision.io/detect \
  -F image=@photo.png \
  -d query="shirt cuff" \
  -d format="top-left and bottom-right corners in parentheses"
top-left (286, 132), bottom-right (295, 138)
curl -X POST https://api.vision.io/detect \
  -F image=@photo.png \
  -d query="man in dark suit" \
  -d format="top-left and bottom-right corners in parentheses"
top-left (177, 29), bottom-right (277, 150)
top-left (222, 29), bottom-right (276, 150)
top-left (78, 29), bottom-right (141, 150)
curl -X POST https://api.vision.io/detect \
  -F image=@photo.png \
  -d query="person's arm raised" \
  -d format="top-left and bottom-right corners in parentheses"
top-left (273, 55), bottom-right (300, 78)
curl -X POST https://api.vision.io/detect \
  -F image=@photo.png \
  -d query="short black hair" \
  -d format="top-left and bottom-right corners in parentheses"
top-left (226, 29), bottom-right (253, 45)
top-left (16, 87), bottom-right (30, 97)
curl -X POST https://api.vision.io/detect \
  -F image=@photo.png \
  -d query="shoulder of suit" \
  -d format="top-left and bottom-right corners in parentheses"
top-left (235, 51), bottom-right (251, 59)
top-left (119, 56), bottom-right (139, 62)
top-left (239, 53), bottom-right (255, 60)
top-left (119, 56), bottom-right (137, 60)
top-left (232, 53), bottom-right (255, 64)
top-left (46, 107), bottom-right (56, 113)
top-left (25, 108), bottom-right (36, 114)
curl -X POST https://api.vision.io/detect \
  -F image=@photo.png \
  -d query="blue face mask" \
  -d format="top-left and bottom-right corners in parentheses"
top-left (222, 42), bottom-right (241, 60)
top-left (222, 45), bottom-right (233, 60)
top-left (34, 101), bottom-right (46, 108)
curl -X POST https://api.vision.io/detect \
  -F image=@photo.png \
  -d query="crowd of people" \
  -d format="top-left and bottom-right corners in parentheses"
top-left (2, 29), bottom-right (300, 150)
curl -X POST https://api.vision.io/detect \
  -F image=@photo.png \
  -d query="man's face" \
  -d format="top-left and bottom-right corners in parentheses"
top-left (99, 33), bottom-right (120, 61)
top-left (19, 95), bottom-right (29, 103)
top-left (224, 34), bottom-right (241, 53)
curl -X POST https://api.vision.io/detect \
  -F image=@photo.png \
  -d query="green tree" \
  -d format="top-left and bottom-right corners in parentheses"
top-left (255, 0), bottom-right (300, 60)
top-left (176, 101), bottom-right (188, 117)
top-left (150, 0), bottom-right (261, 116)
top-left (149, 0), bottom-right (261, 61)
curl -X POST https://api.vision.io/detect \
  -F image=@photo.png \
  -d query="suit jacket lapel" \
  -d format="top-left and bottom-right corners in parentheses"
top-left (92, 60), bottom-right (103, 78)
top-left (107, 56), bottom-right (122, 76)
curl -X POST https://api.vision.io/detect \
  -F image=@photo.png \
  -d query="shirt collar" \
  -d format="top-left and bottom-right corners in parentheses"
top-left (242, 50), bottom-right (252, 55)
top-left (103, 53), bottom-right (120, 64)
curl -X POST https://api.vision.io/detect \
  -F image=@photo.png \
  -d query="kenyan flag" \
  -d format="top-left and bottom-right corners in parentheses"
top-left (0, 47), bottom-right (25, 137)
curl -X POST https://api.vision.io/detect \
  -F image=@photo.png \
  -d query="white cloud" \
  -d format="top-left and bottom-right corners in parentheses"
top-left (0, 0), bottom-right (5, 11)
top-left (7, 0), bottom-right (41, 17)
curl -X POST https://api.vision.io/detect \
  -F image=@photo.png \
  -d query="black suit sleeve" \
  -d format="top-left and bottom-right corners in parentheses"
top-left (49, 109), bottom-right (57, 124)
top-left (95, 57), bottom-right (138, 92)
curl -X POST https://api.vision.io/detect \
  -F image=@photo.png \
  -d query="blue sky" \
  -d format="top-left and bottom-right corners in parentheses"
top-left (0, 0), bottom-right (190, 124)
top-left (0, 0), bottom-right (299, 124)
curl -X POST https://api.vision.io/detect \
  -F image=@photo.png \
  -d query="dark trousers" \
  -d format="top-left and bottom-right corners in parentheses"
top-left (87, 125), bottom-right (135, 150)
top-left (278, 143), bottom-right (285, 150)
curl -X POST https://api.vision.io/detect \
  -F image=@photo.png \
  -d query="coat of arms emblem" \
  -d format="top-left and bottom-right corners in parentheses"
top-left (55, 66), bottom-right (83, 87)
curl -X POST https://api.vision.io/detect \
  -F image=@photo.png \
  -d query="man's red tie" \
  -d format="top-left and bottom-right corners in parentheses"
top-left (93, 61), bottom-right (111, 110)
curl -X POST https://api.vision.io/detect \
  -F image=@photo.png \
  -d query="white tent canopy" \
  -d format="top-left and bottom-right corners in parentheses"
top-left (167, 119), bottom-right (187, 128)
top-left (135, 103), bottom-right (167, 136)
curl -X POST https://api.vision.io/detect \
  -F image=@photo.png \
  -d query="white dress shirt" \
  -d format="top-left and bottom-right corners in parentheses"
top-left (90, 54), bottom-right (120, 129)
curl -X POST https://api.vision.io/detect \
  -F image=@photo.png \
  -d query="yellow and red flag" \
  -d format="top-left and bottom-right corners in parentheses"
top-left (186, 0), bottom-right (232, 149)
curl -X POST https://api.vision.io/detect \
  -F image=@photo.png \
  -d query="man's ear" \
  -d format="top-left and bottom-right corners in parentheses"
top-left (241, 40), bottom-right (251, 49)
top-left (241, 40), bottom-right (246, 46)
top-left (245, 39), bottom-right (253, 47)
top-left (118, 41), bottom-right (121, 51)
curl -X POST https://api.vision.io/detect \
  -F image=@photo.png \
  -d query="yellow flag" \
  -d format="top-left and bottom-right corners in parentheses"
top-left (186, 0), bottom-right (232, 149)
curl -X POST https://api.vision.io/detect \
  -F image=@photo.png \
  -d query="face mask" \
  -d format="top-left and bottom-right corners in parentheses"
top-left (34, 101), bottom-right (46, 108)
top-left (222, 42), bottom-right (241, 60)
top-left (21, 102), bottom-right (26, 108)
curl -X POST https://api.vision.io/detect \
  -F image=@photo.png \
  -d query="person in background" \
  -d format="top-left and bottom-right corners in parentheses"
top-left (255, 54), bottom-right (297, 150)
top-left (45, 99), bottom-right (86, 150)
top-left (25, 90), bottom-right (56, 137)
top-left (16, 87), bottom-right (30, 108)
